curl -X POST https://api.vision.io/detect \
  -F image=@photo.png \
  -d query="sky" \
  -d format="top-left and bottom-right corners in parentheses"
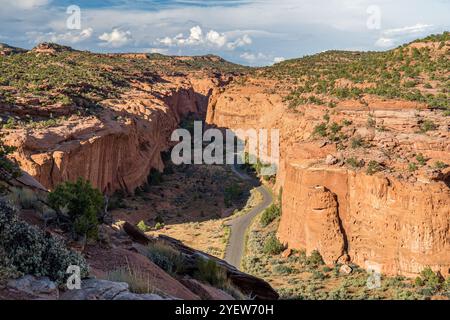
top-left (0, 0), bottom-right (448, 66)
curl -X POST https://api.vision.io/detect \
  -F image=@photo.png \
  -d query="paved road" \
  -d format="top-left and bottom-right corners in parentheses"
top-left (224, 165), bottom-right (273, 269)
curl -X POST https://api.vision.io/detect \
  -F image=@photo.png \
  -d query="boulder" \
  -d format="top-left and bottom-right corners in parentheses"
top-left (59, 279), bottom-right (166, 300)
top-left (325, 155), bottom-right (338, 165)
top-left (281, 248), bottom-right (293, 258)
top-left (339, 264), bottom-right (353, 275)
top-left (7, 275), bottom-right (58, 299)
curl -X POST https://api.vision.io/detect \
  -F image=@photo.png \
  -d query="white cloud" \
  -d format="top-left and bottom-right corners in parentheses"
top-left (158, 25), bottom-right (252, 50)
top-left (145, 48), bottom-right (169, 54)
top-left (99, 28), bottom-right (132, 47)
top-left (27, 28), bottom-right (93, 44)
top-left (2, 0), bottom-right (50, 9)
top-left (375, 23), bottom-right (434, 48)
top-left (273, 57), bottom-right (286, 64)
top-left (383, 23), bottom-right (433, 36)
top-left (375, 37), bottom-right (395, 48)
top-left (240, 52), bottom-right (268, 62)
top-left (226, 34), bottom-right (252, 49)
top-left (206, 30), bottom-right (227, 47)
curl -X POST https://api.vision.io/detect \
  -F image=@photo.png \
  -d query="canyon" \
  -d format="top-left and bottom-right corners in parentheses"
top-left (1, 35), bottom-right (449, 297)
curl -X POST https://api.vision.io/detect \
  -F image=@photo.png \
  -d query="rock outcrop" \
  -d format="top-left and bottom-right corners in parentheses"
top-left (4, 77), bottom-right (218, 194)
top-left (6, 276), bottom-right (59, 300)
top-left (60, 279), bottom-right (166, 300)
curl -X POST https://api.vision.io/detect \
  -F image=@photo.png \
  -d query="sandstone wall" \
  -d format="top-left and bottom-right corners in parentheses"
top-left (5, 82), bottom-right (213, 194)
top-left (278, 159), bottom-right (450, 276)
top-left (207, 81), bottom-right (450, 276)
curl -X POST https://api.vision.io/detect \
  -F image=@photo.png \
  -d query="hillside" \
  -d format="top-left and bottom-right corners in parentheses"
top-left (261, 31), bottom-right (449, 114)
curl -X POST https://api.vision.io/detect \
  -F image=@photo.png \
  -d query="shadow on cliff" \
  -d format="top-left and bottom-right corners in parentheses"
top-left (111, 111), bottom-right (263, 228)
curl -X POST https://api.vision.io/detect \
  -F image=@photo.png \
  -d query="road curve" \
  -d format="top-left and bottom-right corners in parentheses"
top-left (224, 166), bottom-right (274, 269)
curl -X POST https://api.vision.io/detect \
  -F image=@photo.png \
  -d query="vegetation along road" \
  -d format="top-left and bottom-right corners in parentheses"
top-left (224, 164), bottom-right (273, 269)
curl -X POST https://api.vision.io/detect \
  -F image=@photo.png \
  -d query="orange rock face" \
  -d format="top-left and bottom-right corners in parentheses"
top-left (207, 79), bottom-right (450, 277)
top-left (4, 77), bottom-right (219, 194)
top-left (278, 150), bottom-right (450, 276)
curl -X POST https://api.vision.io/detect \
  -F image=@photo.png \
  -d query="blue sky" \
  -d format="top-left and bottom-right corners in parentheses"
top-left (0, 0), bottom-right (449, 66)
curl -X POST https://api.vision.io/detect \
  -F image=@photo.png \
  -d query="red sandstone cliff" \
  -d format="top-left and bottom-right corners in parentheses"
top-left (206, 78), bottom-right (450, 277)
top-left (3, 76), bottom-right (220, 194)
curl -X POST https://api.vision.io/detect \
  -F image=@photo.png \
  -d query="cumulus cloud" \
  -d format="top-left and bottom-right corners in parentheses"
top-left (375, 23), bottom-right (434, 48)
top-left (2, 0), bottom-right (50, 9)
top-left (240, 52), bottom-right (287, 66)
top-left (145, 48), bottom-right (169, 54)
top-left (226, 34), bottom-right (252, 49)
top-left (240, 52), bottom-right (268, 62)
top-left (375, 37), bottom-right (395, 48)
top-left (27, 28), bottom-right (93, 44)
top-left (383, 23), bottom-right (433, 36)
top-left (99, 28), bottom-right (132, 47)
top-left (158, 25), bottom-right (252, 50)
top-left (273, 57), bottom-right (286, 64)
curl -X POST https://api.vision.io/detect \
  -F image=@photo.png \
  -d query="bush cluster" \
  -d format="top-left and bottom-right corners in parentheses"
top-left (260, 204), bottom-right (281, 227)
top-left (0, 199), bottom-right (88, 283)
top-left (263, 234), bottom-right (285, 255)
top-left (48, 177), bottom-right (104, 240)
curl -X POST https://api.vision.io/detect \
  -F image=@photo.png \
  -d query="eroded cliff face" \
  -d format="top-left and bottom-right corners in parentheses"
top-left (206, 79), bottom-right (450, 276)
top-left (279, 146), bottom-right (450, 276)
top-left (4, 76), bottom-right (220, 194)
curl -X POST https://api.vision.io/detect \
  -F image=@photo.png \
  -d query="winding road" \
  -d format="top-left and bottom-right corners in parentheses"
top-left (224, 165), bottom-right (274, 269)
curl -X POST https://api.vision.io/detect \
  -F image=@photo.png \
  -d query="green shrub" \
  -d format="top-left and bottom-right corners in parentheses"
top-left (420, 120), bottom-right (437, 133)
top-left (366, 160), bottom-right (382, 175)
top-left (2, 117), bottom-right (17, 129)
top-left (273, 264), bottom-right (295, 275)
top-left (0, 199), bottom-right (88, 283)
top-left (346, 157), bottom-right (363, 169)
top-left (419, 267), bottom-right (442, 289)
top-left (48, 177), bottom-right (104, 240)
top-left (224, 183), bottom-right (242, 207)
top-left (408, 163), bottom-right (418, 172)
top-left (327, 286), bottom-right (349, 300)
top-left (263, 234), bottom-right (285, 255)
top-left (260, 204), bottom-right (281, 227)
top-left (342, 119), bottom-right (352, 126)
top-left (414, 276), bottom-right (424, 287)
top-left (416, 153), bottom-right (427, 166)
top-left (154, 222), bottom-right (165, 230)
top-left (329, 122), bottom-right (342, 134)
top-left (195, 258), bottom-right (227, 287)
top-left (146, 242), bottom-right (186, 275)
top-left (434, 161), bottom-right (448, 170)
top-left (306, 250), bottom-right (325, 267)
top-left (312, 270), bottom-right (326, 280)
top-left (0, 139), bottom-right (20, 178)
top-left (351, 137), bottom-right (364, 149)
top-left (136, 220), bottom-right (150, 232)
top-left (313, 123), bottom-right (327, 137)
